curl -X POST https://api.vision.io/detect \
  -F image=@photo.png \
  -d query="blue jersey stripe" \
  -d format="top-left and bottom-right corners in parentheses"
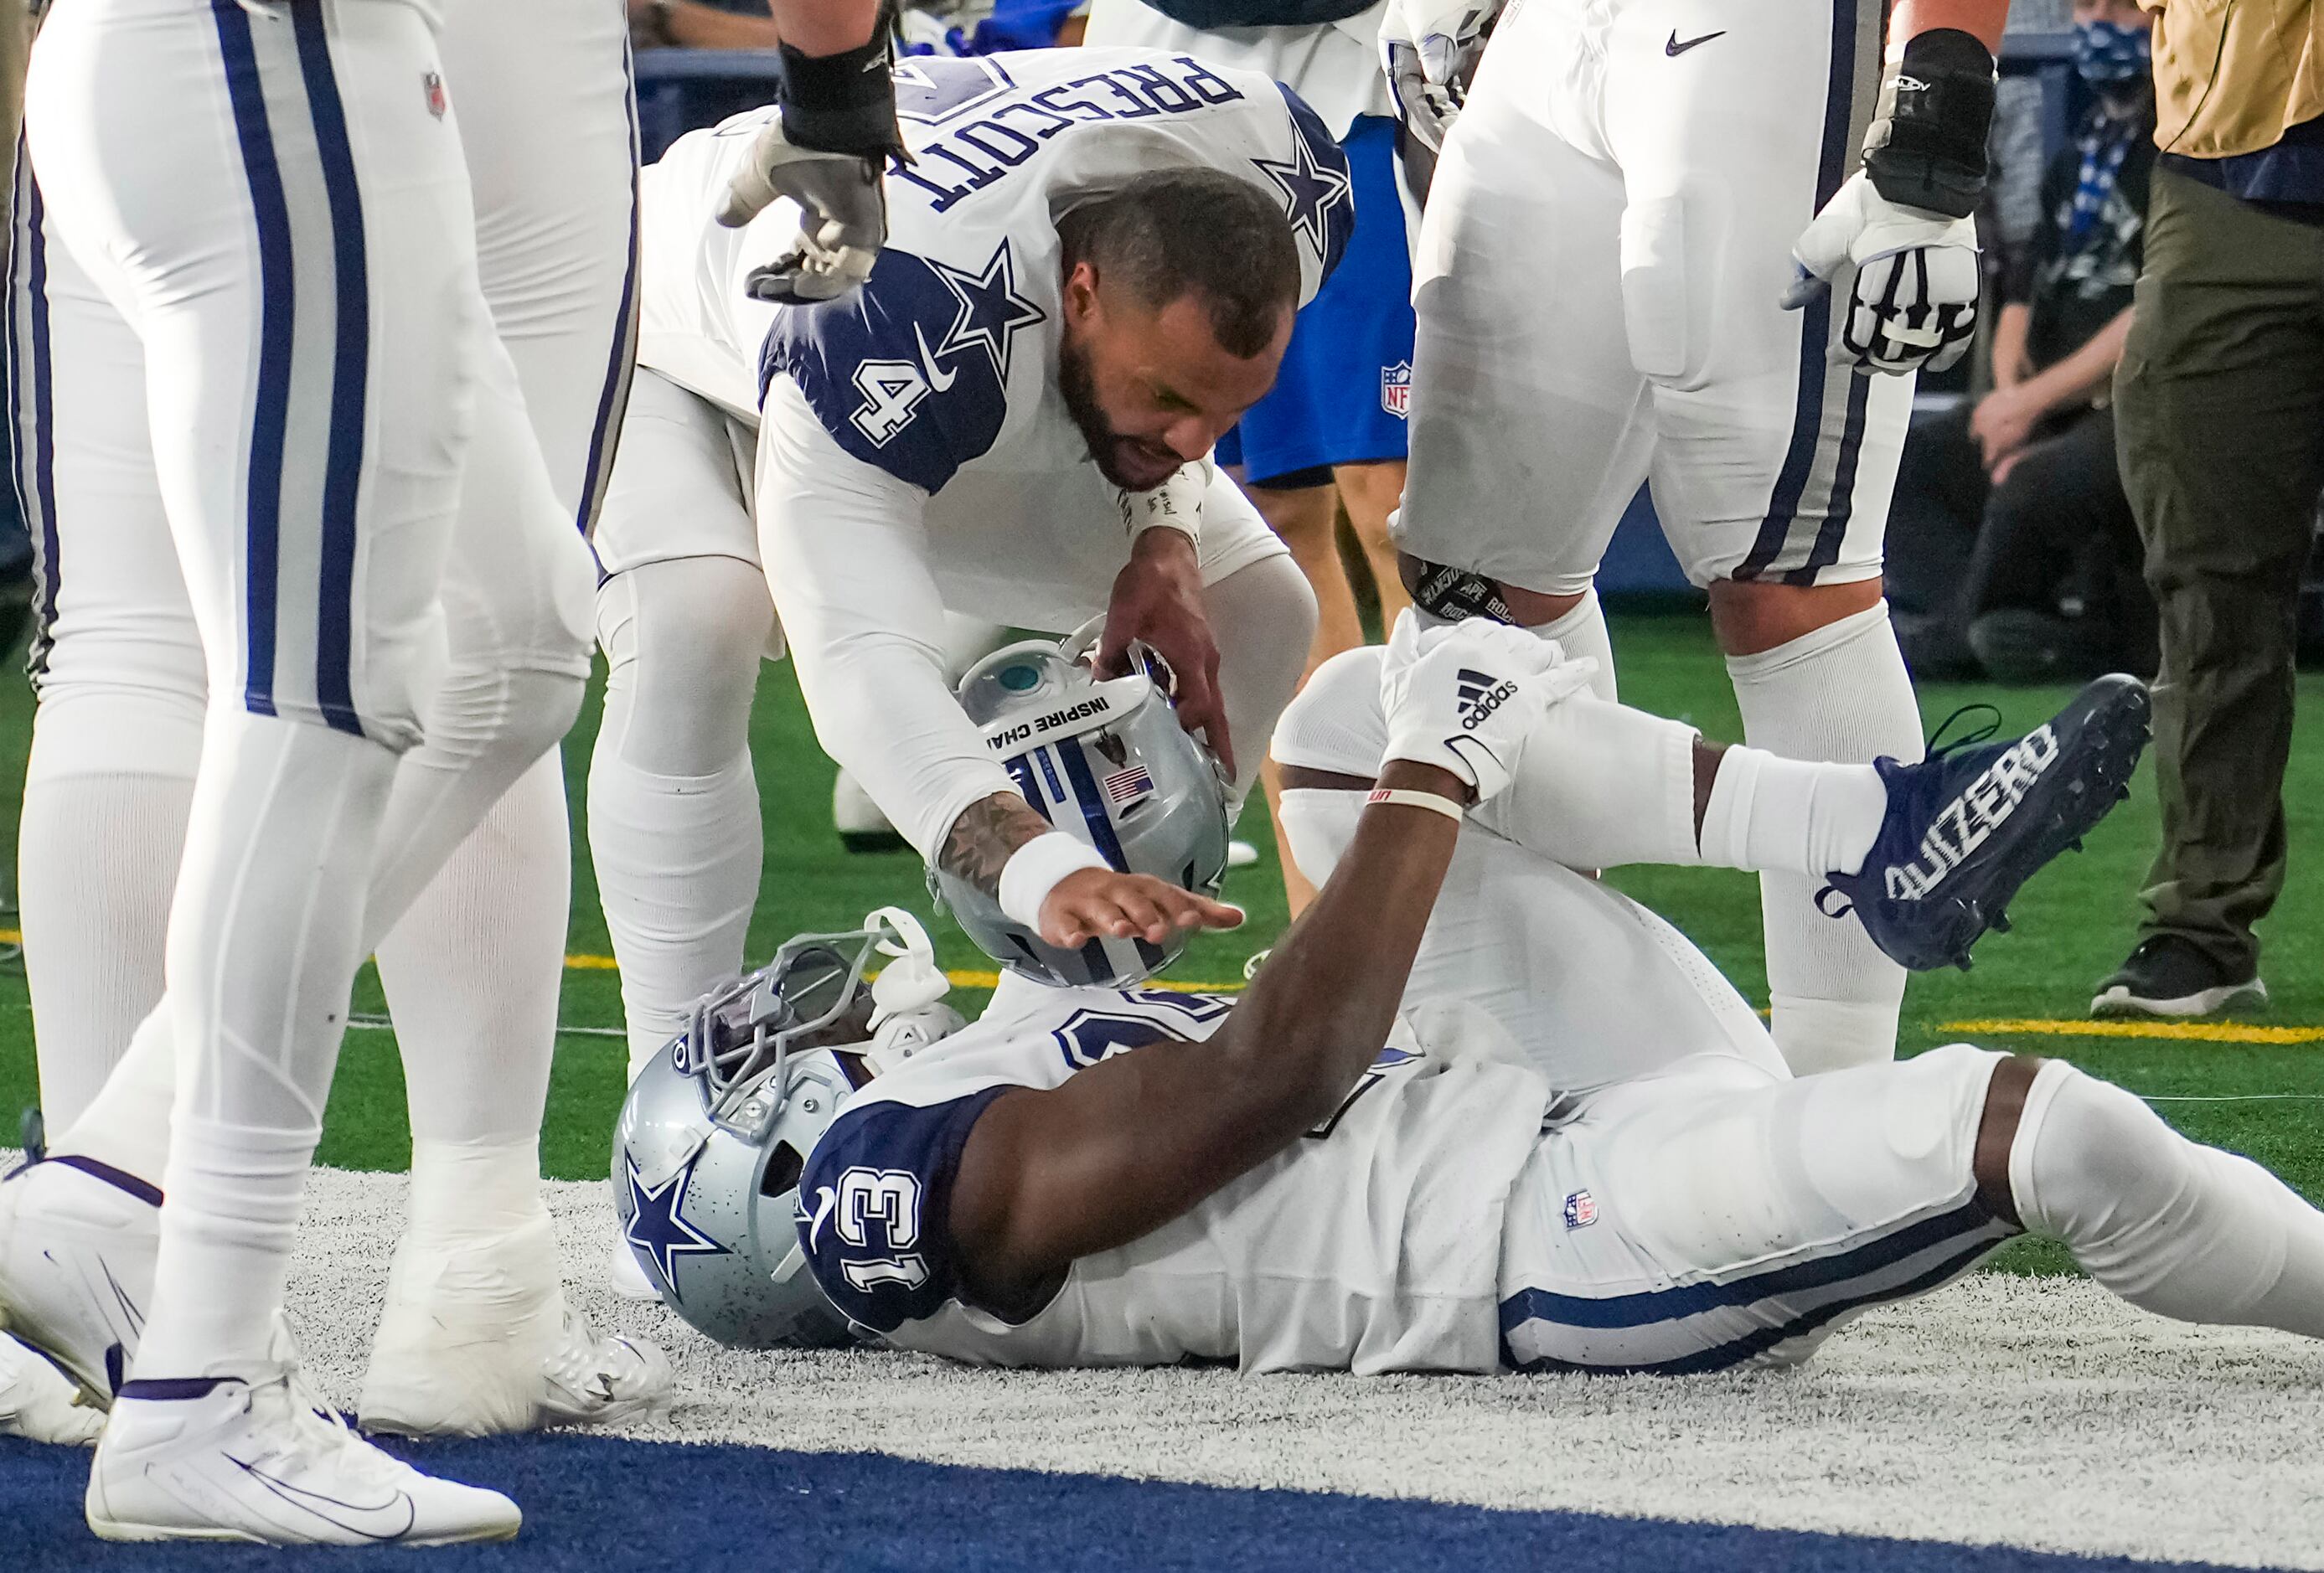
top-left (1498, 1195), bottom-right (1999, 1334)
top-left (1734, 0), bottom-right (1860, 582)
top-left (212, 0), bottom-right (292, 720)
top-left (1505, 1227), bottom-right (2007, 1376)
top-left (288, 0), bottom-right (369, 737)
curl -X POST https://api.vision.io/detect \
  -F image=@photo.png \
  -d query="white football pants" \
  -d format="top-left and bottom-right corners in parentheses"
top-left (16, 0), bottom-right (622, 1369)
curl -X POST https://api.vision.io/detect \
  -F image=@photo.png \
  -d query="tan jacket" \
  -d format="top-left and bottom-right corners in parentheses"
top-left (2146, 0), bottom-right (2324, 157)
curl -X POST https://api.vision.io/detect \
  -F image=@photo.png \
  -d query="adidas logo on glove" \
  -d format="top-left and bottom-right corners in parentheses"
top-left (1884, 725), bottom-right (2059, 901)
top-left (1455, 668), bottom-right (1520, 731)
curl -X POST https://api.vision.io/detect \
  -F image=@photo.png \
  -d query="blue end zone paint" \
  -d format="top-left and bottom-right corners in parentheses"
top-left (0, 1435), bottom-right (2271, 1572)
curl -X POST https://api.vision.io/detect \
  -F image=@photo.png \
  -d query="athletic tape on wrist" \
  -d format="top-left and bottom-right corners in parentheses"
top-left (1118, 479), bottom-right (1201, 547)
top-left (998, 831), bottom-right (1113, 929)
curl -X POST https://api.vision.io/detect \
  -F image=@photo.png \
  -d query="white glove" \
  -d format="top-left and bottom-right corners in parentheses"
top-left (717, 116), bottom-right (889, 306)
top-left (1378, 0), bottom-right (1500, 151)
top-left (1377, 611), bottom-right (1596, 806)
top-left (1780, 170), bottom-right (1981, 376)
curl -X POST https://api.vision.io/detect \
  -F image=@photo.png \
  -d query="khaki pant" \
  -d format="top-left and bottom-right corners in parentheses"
top-left (2115, 166), bottom-right (2324, 976)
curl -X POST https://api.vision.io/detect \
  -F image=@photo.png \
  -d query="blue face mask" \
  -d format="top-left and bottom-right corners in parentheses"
top-left (2074, 18), bottom-right (2151, 85)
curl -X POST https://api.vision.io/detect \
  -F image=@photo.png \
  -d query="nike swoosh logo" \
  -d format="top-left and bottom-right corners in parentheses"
top-left (805, 1186), bottom-right (839, 1252)
top-left (239, 1461), bottom-right (419, 1541)
top-left (913, 323), bottom-right (957, 393)
top-left (1665, 28), bottom-right (1725, 54)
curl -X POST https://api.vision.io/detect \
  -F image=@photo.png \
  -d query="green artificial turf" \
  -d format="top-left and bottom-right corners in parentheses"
top-left (0, 611), bottom-right (2316, 1279)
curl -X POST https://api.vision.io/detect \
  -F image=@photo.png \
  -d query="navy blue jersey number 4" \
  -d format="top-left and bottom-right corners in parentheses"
top-left (760, 239), bottom-right (1044, 492)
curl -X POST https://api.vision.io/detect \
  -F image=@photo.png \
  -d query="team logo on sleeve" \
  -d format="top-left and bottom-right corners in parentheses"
top-left (929, 241), bottom-right (1046, 384)
top-left (1381, 361), bottom-right (1412, 418)
top-left (1254, 86), bottom-right (1356, 279)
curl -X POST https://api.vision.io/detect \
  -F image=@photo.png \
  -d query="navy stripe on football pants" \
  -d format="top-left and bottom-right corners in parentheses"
top-left (1499, 1196), bottom-right (2017, 1374)
top-left (576, 40), bottom-right (643, 540)
top-left (6, 137), bottom-right (58, 684)
top-left (1733, 0), bottom-right (1877, 585)
top-left (211, 0), bottom-right (370, 736)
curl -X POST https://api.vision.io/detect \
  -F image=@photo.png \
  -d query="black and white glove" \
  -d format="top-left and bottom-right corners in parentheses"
top-left (1377, 611), bottom-right (1596, 806)
top-left (717, 34), bottom-right (906, 305)
top-left (1378, 0), bottom-right (1500, 154)
top-left (1781, 28), bottom-right (1994, 377)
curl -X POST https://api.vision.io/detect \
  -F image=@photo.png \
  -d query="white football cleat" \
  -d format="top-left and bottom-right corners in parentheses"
top-left (607, 1236), bottom-right (661, 1302)
top-left (359, 1213), bottom-right (674, 1437)
top-left (0, 1155), bottom-right (160, 1406)
top-left (89, 1341), bottom-right (520, 1545)
top-left (0, 1332), bottom-right (103, 1445)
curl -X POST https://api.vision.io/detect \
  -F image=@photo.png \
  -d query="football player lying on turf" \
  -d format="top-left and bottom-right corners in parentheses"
top-left (617, 618), bottom-right (2322, 1373)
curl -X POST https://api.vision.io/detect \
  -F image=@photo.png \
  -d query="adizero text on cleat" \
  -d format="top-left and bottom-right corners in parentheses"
top-left (1820, 675), bottom-right (2151, 972)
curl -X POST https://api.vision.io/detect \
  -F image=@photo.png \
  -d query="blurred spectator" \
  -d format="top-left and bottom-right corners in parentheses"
top-left (2094, 0), bottom-right (2324, 1017)
top-left (630, 0), bottom-right (782, 49)
top-left (1888, 0), bottom-right (2155, 684)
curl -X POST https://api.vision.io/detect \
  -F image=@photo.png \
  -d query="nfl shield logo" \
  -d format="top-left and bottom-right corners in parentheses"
top-left (1562, 1189), bottom-right (1598, 1230)
top-left (1381, 360), bottom-right (1412, 419)
top-left (423, 71), bottom-right (447, 119)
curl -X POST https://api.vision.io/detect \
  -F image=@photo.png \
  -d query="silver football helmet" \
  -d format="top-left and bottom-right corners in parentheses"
top-left (931, 628), bottom-right (1231, 988)
top-left (612, 907), bottom-right (963, 1349)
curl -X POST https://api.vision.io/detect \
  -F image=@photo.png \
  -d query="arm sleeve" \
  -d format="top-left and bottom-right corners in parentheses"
top-left (755, 375), bottom-right (1020, 859)
top-left (797, 1088), bottom-right (1010, 1333)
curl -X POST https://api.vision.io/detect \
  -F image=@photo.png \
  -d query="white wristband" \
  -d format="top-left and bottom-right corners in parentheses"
top-left (1366, 786), bottom-right (1466, 823)
top-left (997, 831), bottom-right (1112, 929)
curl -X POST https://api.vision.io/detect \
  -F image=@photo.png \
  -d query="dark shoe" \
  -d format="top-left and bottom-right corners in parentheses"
top-left (1820, 674), bottom-right (2152, 972)
top-left (1893, 610), bottom-right (1981, 681)
top-left (2091, 935), bottom-right (2267, 1019)
top-left (1965, 609), bottom-right (2107, 685)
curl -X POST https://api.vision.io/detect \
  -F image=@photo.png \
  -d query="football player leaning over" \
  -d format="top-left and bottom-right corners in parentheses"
top-left (621, 620), bottom-right (2324, 1374)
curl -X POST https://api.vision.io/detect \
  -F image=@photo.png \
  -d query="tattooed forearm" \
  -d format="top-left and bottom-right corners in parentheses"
top-left (938, 793), bottom-right (1054, 895)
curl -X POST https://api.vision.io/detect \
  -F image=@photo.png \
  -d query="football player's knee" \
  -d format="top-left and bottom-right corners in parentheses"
top-left (2008, 1060), bottom-right (2186, 1248)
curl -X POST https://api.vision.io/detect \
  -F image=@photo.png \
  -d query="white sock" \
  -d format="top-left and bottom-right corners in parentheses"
top-left (1696, 747), bottom-right (1888, 878)
top-left (374, 750), bottom-right (568, 1150)
top-left (134, 710), bottom-right (399, 1379)
top-left (2013, 1060), bottom-right (2324, 1339)
top-left (1529, 587), bottom-right (1617, 704)
top-left (18, 687), bottom-right (202, 1134)
top-left (20, 773), bottom-right (193, 1133)
top-left (588, 560), bottom-right (773, 1078)
top-left (1726, 601), bottom-right (1921, 1075)
top-left (592, 751), bottom-right (762, 1079)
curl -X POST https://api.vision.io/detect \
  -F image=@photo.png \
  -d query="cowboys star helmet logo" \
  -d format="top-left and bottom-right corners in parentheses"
top-left (621, 1150), bottom-right (731, 1302)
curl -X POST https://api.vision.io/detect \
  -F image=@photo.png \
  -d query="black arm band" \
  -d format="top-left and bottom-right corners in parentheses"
top-left (778, 30), bottom-right (905, 157)
top-left (1860, 28), bottom-right (1996, 220)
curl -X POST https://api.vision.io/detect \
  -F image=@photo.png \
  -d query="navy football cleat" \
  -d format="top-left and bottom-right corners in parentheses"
top-left (1820, 674), bottom-right (2151, 972)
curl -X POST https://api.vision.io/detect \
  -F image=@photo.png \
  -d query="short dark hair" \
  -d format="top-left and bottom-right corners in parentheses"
top-left (1058, 169), bottom-right (1299, 358)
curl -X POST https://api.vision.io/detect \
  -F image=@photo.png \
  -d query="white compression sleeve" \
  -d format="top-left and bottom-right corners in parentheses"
top-left (587, 559), bottom-right (773, 1077)
top-left (1726, 601), bottom-right (1922, 1075)
top-left (18, 688), bottom-right (200, 1132)
top-left (1531, 587), bottom-right (1617, 704)
top-left (756, 379), bottom-right (1015, 862)
top-left (373, 751), bottom-right (569, 1150)
top-left (2012, 1060), bottom-right (2324, 1340)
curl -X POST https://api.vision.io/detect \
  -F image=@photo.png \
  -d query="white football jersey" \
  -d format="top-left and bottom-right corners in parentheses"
top-left (635, 47), bottom-right (1354, 451)
top-left (798, 986), bottom-right (1552, 1374)
top-left (1081, 0), bottom-right (1396, 142)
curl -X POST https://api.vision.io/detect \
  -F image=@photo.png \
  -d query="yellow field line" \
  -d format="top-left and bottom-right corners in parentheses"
top-left (1941, 1018), bottom-right (2324, 1045)
top-left (10, 919), bottom-right (2302, 1031)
